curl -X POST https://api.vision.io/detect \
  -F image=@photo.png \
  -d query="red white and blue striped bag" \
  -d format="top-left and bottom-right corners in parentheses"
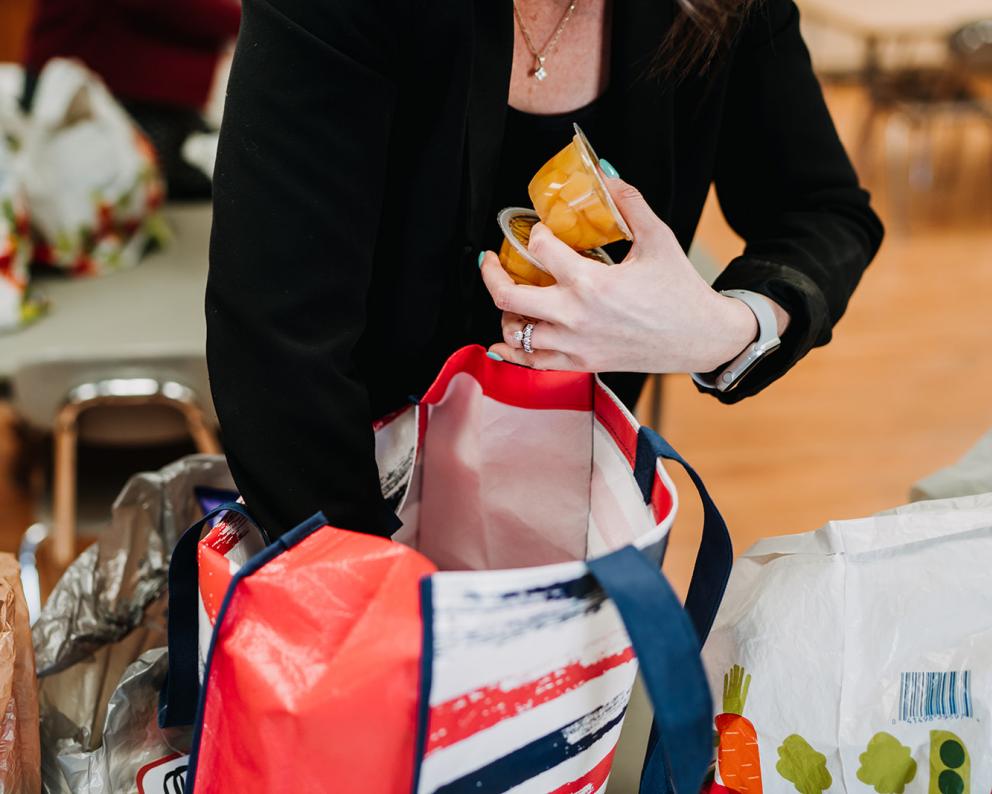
top-left (160, 345), bottom-right (733, 794)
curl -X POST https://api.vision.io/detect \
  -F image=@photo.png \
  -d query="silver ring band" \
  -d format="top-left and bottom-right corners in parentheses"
top-left (522, 322), bottom-right (535, 354)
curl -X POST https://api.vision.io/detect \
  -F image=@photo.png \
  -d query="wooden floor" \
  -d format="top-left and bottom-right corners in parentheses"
top-left (656, 84), bottom-right (992, 595)
top-left (1, 85), bottom-right (991, 598)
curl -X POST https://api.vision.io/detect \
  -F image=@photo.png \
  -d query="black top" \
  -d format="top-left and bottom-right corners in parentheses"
top-left (206, 0), bottom-right (884, 539)
top-left (466, 97), bottom-right (610, 369)
top-left (487, 97), bottom-right (608, 244)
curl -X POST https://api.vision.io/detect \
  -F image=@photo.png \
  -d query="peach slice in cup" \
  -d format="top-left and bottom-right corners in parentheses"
top-left (497, 207), bottom-right (613, 288)
top-left (528, 123), bottom-right (633, 251)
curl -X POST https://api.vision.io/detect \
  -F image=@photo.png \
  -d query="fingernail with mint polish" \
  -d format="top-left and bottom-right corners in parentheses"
top-left (486, 351), bottom-right (504, 362)
top-left (477, 251), bottom-right (486, 268)
top-left (599, 158), bottom-right (619, 179)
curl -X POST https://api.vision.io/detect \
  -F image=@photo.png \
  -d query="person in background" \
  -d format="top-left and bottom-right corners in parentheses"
top-left (23, 0), bottom-right (240, 199)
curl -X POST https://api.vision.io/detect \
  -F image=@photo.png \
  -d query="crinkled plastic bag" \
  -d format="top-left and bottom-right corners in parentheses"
top-left (19, 59), bottom-right (165, 277)
top-left (0, 554), bottom-right (41, 794)
top-left (35, 455), bottom-right (233, 794)
top-left (703, 493), bottom-right (992, 794)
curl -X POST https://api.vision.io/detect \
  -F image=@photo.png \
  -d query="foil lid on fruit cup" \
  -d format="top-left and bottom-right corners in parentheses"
top-left (572, 123), bottom-right (633, 242)
top-left (497, 207), bottom-right (614, 274)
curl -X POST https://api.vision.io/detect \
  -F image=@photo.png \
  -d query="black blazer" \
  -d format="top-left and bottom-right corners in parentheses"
top-left (206, 0), bottom-right (883, 538)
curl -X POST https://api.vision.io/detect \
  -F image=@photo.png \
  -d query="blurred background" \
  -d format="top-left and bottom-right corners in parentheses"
top-left (0, 0), bottom-right (990, 604)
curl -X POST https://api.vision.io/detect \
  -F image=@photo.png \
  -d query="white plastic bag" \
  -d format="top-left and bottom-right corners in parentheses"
top-left (912, 429), bottom-right (992, 502)
top-left (0, 83), bottom-right (36, 332)
top-left (181, 131), bottom-right (218, 182)
top-left (19, 59), bottom-right (165, 276)
top-left (704, 493), bottom-right (992, 794)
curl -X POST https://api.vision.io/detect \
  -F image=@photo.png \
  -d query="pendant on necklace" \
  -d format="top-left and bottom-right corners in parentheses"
top-left (532, 56), bottom-right (548, 81)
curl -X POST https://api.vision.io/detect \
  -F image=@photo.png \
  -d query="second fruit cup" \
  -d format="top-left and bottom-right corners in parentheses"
top-left (497, 207), bottom-right (613, 288)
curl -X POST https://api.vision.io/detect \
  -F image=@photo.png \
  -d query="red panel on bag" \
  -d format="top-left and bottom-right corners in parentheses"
top-left (193, 528), bottom-right (437, 794)
top-left (421, 345), bottom-right (594, 412)
top-left (547, 746), bottom-right (618, 794)
top-left (593, 382), bottom-right (638, 466)
top-left (198, 515), bottom-right (253, 623)
top-left (201, 515), bottom-right (246, 557)
top-left (426, 647), bottom-right (635, 754)
top-left (650, 472), bottom-right (674, 523)
top-left (197, 543), bottom-right (231, 624)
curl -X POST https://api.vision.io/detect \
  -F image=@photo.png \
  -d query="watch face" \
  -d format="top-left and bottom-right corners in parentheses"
top-left (721, 340), bottom-right (782, 392)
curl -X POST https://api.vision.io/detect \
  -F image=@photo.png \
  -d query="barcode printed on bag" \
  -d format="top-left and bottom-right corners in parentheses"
top-left (898, 672), bottom-right (973, 723)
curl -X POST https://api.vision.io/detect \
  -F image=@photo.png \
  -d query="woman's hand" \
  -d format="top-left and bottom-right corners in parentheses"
top-left (480, 176), bottom-right (788, 373)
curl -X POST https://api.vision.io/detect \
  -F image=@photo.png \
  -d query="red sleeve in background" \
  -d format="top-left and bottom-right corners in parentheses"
top-left (111, 0), bottom-right (241, 45)
top-left (25, 0), bottom-right (241, 108)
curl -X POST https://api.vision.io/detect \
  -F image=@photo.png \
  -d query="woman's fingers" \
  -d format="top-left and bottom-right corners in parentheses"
top-left (501, 313), bottom-right (568, 352)
top-left (502, 313), bottom-right (527, 348)
top-left (480, 251), bottom-right (565, 322)
top-left (527, 223), bottom-right (599, 285)
top-left (488, 343), bottom-right (578, 371)
top-left (601, 176), bottom-right (672, 249)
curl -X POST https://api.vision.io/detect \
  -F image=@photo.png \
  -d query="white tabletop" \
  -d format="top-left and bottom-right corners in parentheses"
top-left (801, 0), bottom-right (992, 37)
top-left (0, 204), bottom-right (211, 379)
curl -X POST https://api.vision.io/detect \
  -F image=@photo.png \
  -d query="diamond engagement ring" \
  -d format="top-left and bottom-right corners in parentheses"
top-left (521, 322), bottom-right (535, 354)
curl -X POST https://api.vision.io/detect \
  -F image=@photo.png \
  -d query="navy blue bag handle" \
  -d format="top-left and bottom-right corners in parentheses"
top-left (586, 427), bottom-right (733, 794)
top-left (159, 501), bottom-right (259, 728)
top-left (633, 426), bottom-right (734, 641)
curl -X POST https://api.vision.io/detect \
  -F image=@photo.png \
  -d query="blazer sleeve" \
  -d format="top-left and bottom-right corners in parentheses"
top-left (206, 0), bottom-right (405, 537)
top-left (707, 0), bottom-right (884, 402)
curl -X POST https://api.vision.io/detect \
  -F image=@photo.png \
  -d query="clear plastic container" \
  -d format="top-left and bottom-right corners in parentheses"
top-left (528, 124), bottom-right (632, 250)
top-left (497, 207), bottom-right (613, 288)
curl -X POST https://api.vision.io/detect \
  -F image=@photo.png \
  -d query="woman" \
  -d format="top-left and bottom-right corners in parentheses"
top-left (207, 0), bottom-right (883, 539)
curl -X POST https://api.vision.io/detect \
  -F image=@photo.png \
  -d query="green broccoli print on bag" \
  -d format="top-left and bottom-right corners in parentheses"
top-left (857, 732), bottom-right (917, 793)
top-left (776, 734), bottom-right (832, 794)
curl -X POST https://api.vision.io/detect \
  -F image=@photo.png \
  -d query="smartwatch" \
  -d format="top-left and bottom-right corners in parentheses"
top-left (691, 289), bottom-right (781, 393)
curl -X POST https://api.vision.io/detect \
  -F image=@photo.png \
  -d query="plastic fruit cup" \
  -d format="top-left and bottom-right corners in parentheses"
top-left (528, 123), bottom-right (632, 251)
top-left (497, 207), bottom-right (613, 288)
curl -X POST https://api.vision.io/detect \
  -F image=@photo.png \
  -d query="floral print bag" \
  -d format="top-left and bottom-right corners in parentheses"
top-left (18, 58), bottom-right (166, 278)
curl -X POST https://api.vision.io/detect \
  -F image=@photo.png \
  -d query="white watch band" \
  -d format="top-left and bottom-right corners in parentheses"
top-left (691, 290), bottom-right (782, 393)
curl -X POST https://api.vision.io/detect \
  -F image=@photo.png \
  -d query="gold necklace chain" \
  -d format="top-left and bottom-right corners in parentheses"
top-left (512, 0), bottom-right (580, 81)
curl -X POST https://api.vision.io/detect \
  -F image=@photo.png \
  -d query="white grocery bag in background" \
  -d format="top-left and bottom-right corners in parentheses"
top-left (704, 493), bottom-right (992, 794)
top-left (19, 58), bottom-right (165, 276)
top-left (0, 91), bottom-right (36, 332)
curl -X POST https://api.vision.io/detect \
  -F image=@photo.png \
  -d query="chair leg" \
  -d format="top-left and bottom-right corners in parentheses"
top-left (46, 381), bottom-right (219, 574)
top-left (886, 115), bottom-right (912, 234)
top-left (178, 401), bottom-right (221, 455)
top-left (855, 102), bottom-right (880, 184)
top-left (909, 114), bottom-right (935, 194)
top-left (51, 404), bottom-right (80, 571)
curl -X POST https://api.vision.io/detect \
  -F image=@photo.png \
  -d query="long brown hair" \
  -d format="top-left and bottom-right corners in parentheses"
top-left (656, 0), bottom-right (762, 78)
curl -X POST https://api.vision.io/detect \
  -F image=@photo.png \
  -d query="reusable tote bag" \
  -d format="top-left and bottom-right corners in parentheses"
top-left (703, 492), bottom-right (992, 794)
top-left (161, 345), bottom-right (733, 793)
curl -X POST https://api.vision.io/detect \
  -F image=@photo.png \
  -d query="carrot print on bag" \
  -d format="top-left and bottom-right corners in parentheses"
top-left (715, 665), bottom-right (762, 794)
